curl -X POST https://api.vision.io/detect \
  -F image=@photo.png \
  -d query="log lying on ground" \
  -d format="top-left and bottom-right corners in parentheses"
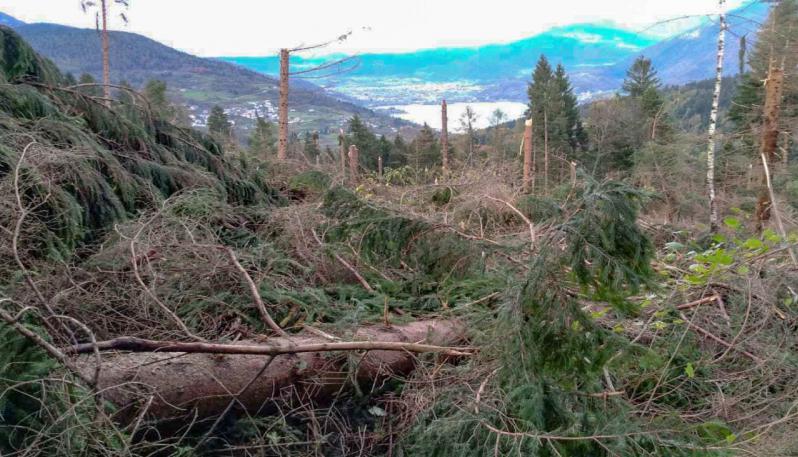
top-left (74, 320), bottom-right (466, 423)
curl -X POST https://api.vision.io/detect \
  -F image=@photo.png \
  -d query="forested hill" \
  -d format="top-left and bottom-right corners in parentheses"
top-left (9, 22), bottom-right (408, 136)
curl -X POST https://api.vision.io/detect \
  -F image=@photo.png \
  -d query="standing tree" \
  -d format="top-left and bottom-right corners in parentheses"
top-left (527, 56), bottom-right (555, 192)
top-left (553, 64), bottom-right (587, 158)
top-left (80, 0), bottom-right (129, 107)
top-left (622, 56), bottom-right (661, 97)
top-left (207, 105), bottom-right (232, 139)
top-left (705, 0), bottom-right (727, 232)
top-left (441, 99), bottom-right (449, 173)
top-left (459, 105), bottom-right (478, 166)
top-left (489, 108), bottom-right (508, 161)
top-left (249, 115), bottom-right (277, 157)
top-left (276, 33), bottom-right (358, 161)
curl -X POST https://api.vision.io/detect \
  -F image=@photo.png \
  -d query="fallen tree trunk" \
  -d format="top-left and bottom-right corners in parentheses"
top-left (74, 320), bottom-right (465, 424)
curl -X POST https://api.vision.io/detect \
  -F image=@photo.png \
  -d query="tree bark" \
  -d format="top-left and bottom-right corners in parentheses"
top-left (74, 320), bottom-right (465, 423)
top-left (706, 0), bottom-right (727, 232)
top-left (523, 119), bottom-right (533, 193)
top-left (441, 100), bottom-right (449, 173)
top-left (756, 65), bottom-right (785, 230)
top-left (100, 0), bottom-right (111, 107)
top-left (278, 49), bottom-right (290, 161)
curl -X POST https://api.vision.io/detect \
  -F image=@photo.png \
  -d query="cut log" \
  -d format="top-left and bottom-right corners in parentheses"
top-left (75, 320), bottom-right (465, 423)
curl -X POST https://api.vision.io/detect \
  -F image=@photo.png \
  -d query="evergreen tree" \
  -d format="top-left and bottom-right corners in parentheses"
top-left (410, 123), bottom-right (441, 169)
top-left (249, 116), bottom-right (276, 157)
top-left (622, 56), bottom-right (661, 97)
top-left (347, 115), bottom-right (380, 170)
top-left (207, 105), bottom-right (231, 138)
top-left (553, 63), bottom-right (588, 155)
top-left (143, 80), bottom-right (169, 113)
top-left (303, 131), bottom-right (321, 161)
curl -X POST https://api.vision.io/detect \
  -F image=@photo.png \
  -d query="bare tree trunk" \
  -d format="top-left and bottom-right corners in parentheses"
top-left (339, 128), bottom-right (346, 180)
top-left (543, 110), bottom-right (549, 194)
top-left (523, 119), bottom-right (533, 193)
top-left (756, 65), bottom-right (785, 230)
top-left (278, 49), bottom-right (290, 161)
top-left (100, 0), bottom-right (111, 107)
top-left (706, 0), bottom-right (727, 232)
top-left (441, 99), bottom-right (449, 174)
top-left (348, 145), bottom-right (359, 184)
top-left (74, 320), bottom-right (465, 424)
top-left (378, 155), bottom-right (383, 179)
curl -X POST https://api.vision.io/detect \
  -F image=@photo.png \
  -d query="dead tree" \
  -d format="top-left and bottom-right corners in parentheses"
top-left (756, 64), bottom-right (785, 230)
top-left (339, 128), bottom-right (347, 179)
top-left (349, 144), bottom-right (359, 183)
top-left (71, 320), bottom-right (467, 423)
top-left (705, 0), bottom-right (727, 232)
top-left (276, 34), bottom-right (358, 161)
top-left (81, 0), bottom-right (129, 107)
top-left (523, 119), bottom-right (533, 193)
top-left (277, 49), bottom-right (292, 162)
top-left (441, 99), bottom-right (449, 173)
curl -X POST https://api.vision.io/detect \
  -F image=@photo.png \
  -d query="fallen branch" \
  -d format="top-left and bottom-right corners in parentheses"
top-left (679, 312), bottom-right (762, 363)
top-left (66, 336), bottom-right (473, 357)
top-left (222, 247), bottom-right (288, 337)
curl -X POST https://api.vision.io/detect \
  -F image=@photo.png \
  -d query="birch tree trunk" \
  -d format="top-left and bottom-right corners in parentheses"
top-left (100, 0), bottom-right (111, 107)
top-left (278, 49), bottom-right (290, 161)
top-left (441, 99), bottom-right (449, 174)
top-left (706, 0), bottom-right (727, 232)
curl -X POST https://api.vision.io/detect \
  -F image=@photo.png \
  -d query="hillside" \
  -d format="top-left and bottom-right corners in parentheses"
top-left (9, 21), bottom-right (410, 138)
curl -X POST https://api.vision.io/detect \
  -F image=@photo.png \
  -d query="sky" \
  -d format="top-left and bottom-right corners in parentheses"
top-left (0, 0), bottom-right (749, 57)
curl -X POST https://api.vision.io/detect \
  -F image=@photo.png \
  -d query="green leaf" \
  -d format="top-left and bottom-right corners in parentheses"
top-left (665, 242), bottom-right (686, 252)
top-left (726, 433), bottom-right (737, 444)
top-left (723, 217), bottom-right (741, 230)
top-left (736, 265), bottom-right (750, 275)
top-left (685, 362), bottom-right (695, 378)
top-left (743, 238), bottom-right (763, 250)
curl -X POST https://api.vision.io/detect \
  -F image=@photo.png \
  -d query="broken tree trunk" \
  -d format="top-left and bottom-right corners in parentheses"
top-left (348, 144), bottom-right (359, 184)
top-left (74, 320), bottom-right (465, 423)
top-left (100, 0), bottom-right (111, 107)
top-left (278, 48), bottom-right (290, 161)
top-left (756, 65), bottom-right (785, 230)
top-left (339, 128), bottom-right (347, 179)
top-left (441, 100), bottom-right (449, 173)
top-left (523, 119), bottom-right (533, 193)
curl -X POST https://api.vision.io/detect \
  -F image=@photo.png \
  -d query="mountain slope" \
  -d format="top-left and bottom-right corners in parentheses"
top-left (0, 12), bottom-right (24, 28)
top-left (609, 1), bottom-right (770, 86)
top-left (10, 22), bottom-right (407, 136)
top-left (221, 2), bottom-right (771, 105)
top-left (222, 23), bottom-right (657, 105)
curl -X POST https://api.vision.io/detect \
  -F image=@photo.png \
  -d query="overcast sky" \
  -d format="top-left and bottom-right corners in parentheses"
top-left (0, 0), bottom-right (748, 57)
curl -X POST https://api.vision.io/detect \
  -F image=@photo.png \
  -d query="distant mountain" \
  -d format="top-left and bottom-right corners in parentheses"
top-left (8, 22), bottom-right (408, 137)
top-left (610, 2), bottom-right (770, 86)
top-left (220, 2), bottom-right (771, 106)
top-left (222, 24), bottom-right (657, 105)
top-left (0, 12), bottom-right (24, 28)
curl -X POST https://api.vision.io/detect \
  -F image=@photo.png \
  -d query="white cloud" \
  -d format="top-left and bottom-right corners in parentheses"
top-left (0, 0), bottom-right (750, 57)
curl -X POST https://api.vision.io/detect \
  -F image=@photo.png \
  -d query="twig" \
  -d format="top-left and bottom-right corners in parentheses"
top-left (675, 294), bottom-right (721, 310)
top-left (0, 307), bottom-right (94, 386)
top-left (484, 195), bottom-right (536, 247)
top-left (64, 336), bottom-right (475, 357)
top-left (311, 229), bottom-right (374, 292)
top-left (678, 312), bottom-right (762, 363)
top-left (760, 151), bottom-right (798, 267)
top-left (222, 247), bottom-right (288, 337)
